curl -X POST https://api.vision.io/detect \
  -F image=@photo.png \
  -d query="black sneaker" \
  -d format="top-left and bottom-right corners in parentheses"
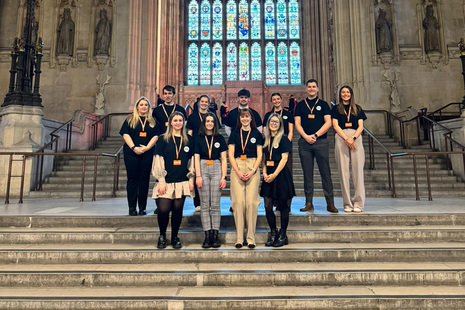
top-left (157, 235), bottom-right (167, 249)
top-left (171, 237), bottom-right (182, 249)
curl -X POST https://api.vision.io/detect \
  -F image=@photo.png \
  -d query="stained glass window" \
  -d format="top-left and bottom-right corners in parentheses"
top-left (186, 0), bottom-right (302, 86)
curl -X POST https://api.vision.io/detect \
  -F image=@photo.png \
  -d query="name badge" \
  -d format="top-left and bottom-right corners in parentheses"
top-left (345, 123), bottom-right (352, 128)
top-left (165, 122), bottom-right (169, 127)
top-left (308, 114), bottom-right (315, 119)
top-left (240, 155), bottom-right (247, 160)
top-left (266, 161), bottom-right (275, 167)
top-left (206, 160), bottom-right (214, 165)
top-left (139, 132), bottom-right (147, 137)
top-left (173, 160), bottom-right (181, 166)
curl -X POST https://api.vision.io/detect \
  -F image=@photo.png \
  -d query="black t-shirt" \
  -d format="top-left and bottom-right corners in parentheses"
top-left (155, 135), bottom-right (194, 183)
top-left (224, 107), bottom-right (263, 129)
top-left (228, 129), bottom-right (263, 158)
top-left (263, 109), bottom-right (294, 136)
top-left (263, 136), bottom-right (292, 173)
top-left (119, 117), bottom-right (160, 156)
top-left (331, 104), bottom-right (367, 130)
top-left (152, 103), bottom-right (187, 134)
top-left (194, 134), bottom-right (228, 160)
top-left (294, 97), bottom-right (331, 139)
top-left (187, 111), bottom-right (221, 137)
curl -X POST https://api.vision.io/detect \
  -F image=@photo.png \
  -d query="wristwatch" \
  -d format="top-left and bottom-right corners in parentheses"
top-left (314, 133), bottom-right (319, 139)
top-left (353, 136), bottom-right (357, 140)
top-left (131, 145), bottom-right (136, 150)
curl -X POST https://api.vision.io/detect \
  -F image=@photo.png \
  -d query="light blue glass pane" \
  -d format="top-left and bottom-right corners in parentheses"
top-left (188, 0), bottom-right (199, 41)
top-left (239, 42), bottom-right (249, 80)
top-left (227, 42), bottom-right (237, 80)
top-left (188, 43), bottom-right (199, 85)
top-left (251, 42), bottom-right (261, 80)
top-left (265, 42), bottom-right (276, 84)
top-left (289, 0), bottom-right (300, 39)
top-left (200, 0), bottom-right (211, 40)
top-left (238, 0), bottom-right (249, 40)
top-left (227, 0), bottom-right (237, 40)
top-left (277, 42), bottom-right (288, 84)
top-left (250, 0), bottom-right (261, 40)
top-left (200, 43), bottom-right (211, 85)
top-left (276, 0), bottom-right (287, 39)
top-left (212, 0), bottom-right (223, 40)
top-left (212, 43), bottom-right (223, 85)
top-left (289, 42), bottom-right (301, 84)
top-left (264, 0), bottom-right (275, 39)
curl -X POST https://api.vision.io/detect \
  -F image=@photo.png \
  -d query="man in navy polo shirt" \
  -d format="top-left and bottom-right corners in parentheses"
top-left (294, 79), bottom-right (338, 213)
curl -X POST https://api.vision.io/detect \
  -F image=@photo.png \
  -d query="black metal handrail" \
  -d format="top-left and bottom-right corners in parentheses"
top-left (90, 112), bottom-right (129, 150)
top-left (426, 102), bottom-right (463, 121)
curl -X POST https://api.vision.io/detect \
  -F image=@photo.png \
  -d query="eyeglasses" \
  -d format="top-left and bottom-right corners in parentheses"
top-left (269, 120), bottom-right (280, 125)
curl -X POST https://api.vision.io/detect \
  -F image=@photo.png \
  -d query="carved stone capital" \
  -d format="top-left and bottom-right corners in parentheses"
top-left (94, 55), bottom-right (108, 71)
top-left (56, 55), bottom-right (71, 71)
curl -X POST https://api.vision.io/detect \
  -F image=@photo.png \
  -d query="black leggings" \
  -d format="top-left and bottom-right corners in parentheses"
top-left (156, 197), bottom-right (186, 238)
top-left (264, 198), bottom-right (290, 232)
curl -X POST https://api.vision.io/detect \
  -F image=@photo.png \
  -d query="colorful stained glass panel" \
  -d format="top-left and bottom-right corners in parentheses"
top-left (239, 42), bottom-right (249, 80)
top-left (251, 42), bottom-right (261, 80)
top-left (227, 0), bottom-right (237, 40)
top-left (277, 42), bottom-right (288, 84)
top-left (227, 42), bottom-right (237, 80)
top-left (238, 0), bottom-right (249, 40)
top-left (212, 0), bottom-right (223, 40)
top-left (264, 0), bottom-right (275, 39)
top-left (212, 43), bottom-right (223, 85)
top-left (187, 43), bottom-right (199, 85)
top-left (265, 42), bottom-right (276, 84)
top-left (289, 0), bottom-right (300, 39)
top-left (200, 0), bottom-right (211, 40)
top-left (289, 42), bottom-right (301, 84)
top-left (250, 0), bottom-right (261, 40)
top-left (276, 0), bottom-right (287, 39)
top-left (188, 0), bottom-right (199, 41)
top-left (200, 43), bottom-right (211, 85)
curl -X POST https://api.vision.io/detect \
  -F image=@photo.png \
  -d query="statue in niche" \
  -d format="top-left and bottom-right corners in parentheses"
top-left (422, 5), bottom-right (440, 53)
top-left (56, 8), bottom-right (75, 56)
top-left (375, 8), bottom-right (392, 54)
top-left (94, 9), bottom-right (112, 56)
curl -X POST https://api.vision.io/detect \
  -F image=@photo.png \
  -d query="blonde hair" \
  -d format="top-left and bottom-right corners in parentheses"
top-left (263, 113), bottom-right (284, 149)
top-left (127, 96), bottom-right (156, 129)
top-left (163, 111), bottom-right (189, 145)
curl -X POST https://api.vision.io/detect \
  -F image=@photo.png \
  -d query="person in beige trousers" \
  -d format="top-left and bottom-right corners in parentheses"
top-left (332, 85), bottom-right (367, 213)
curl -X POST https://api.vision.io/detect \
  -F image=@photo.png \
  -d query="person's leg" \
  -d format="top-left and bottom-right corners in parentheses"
top-left (124, 154), bottom-right (139, 215)
top-left (198, 163), bottom-right (212, 231)
top-left (245, 159), bottom-right (260, 246)
top-left (264, 197), bottom-right (277, 246)
top-left (314, 139), bottom-right (336, 210)
top-left (298, 138), bottom-right (315, 208)
top-left (210, 161), bottom-right (222, 247)
top-left (231, 160), bottom-right (246, 246)
top-left (335, 133), bottom-right (352, 211)
top-left (137, 155), bottom-right (153, 214)
top-left (351, 136), bottom-right (366, 211)
top-left (274, 200), bottom-right (290, 247)
top-left (155, 198), bottom-right (173, 248)
top-left (170, 196), bottom-right (186, 248)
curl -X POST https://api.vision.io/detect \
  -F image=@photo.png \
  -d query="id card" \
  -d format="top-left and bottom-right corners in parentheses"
top-left (308, 114), bottom-right (315, 119)
top-left (345, 123), bottom-right (352, 128)
top-left (240, 155), bottom-right (247, 160)
top-left (206, 160), bottom-right (214, 165)
top-left (173, 160), bottom-right (181, 166)
top-left (139, 132), bottom-right (147, 137)
top-left (266, 161), bottom-right (275, 167)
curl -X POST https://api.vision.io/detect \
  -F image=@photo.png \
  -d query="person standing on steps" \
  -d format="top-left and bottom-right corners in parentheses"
top-left (228, 109), bottom-right (263, 249)
top-left (260, 113), bottom-right (295, 247)
top-left (152, 112), bottom-right (194, 249)
top-left (120, 96), bottom-right (159, 216)
top-left (194, 112), bottom-right (228, 248)
top-left (332, 85), bottom-right (367, 213)
top-left (294, 79), bottom-right (338, 213)
top-left (151, 85), bottom-right (187, 215)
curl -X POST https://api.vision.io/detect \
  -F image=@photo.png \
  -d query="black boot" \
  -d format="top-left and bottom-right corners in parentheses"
top-left (211, 230), bottom-right (221, 248)
top-left (202, 230), bottom-right (212, 248)
top-left (129, 206), bottom-right (137, 216)
top-left (273, 229), bottom-right (288, 247)
top-left (265, 229), bottom-right (278, 247)
top-left (171, 236), bottom-right (182, 249)
top-left (157, 235), bottom-right (167, 249)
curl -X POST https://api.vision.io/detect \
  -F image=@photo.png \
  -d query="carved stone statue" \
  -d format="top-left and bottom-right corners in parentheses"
top-left (56, 9), bottom-right (75, 56)
top-left (95, 74), bottom-right (111, 115)
top-left (423, 5), bottom-right (440, 53)
top-left (375, 9), bottom-right (392, 54)
top-left (383, 71), bottom-right (401, 112)
top-left (94, 9), bottom-right (112, 56)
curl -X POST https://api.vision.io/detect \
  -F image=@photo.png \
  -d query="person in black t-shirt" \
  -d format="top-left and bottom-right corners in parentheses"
top-left (194, 112), bottom-right (228, 248)
top-left (224, 89), bottom-right (263, 136)
top-left (152, 111), bottom-right (194, 249)
top-left (152, 85), bottom-right (187, 135)
top-left (332, 85), bottom-right (367, 213)
top-left (119, 96), bottom-right (160, 216)
top-left (295, 79), bottom-right (338, 213)
top-left (260, 113), bottom-right (295, 247)
top-left (228, 108), bottom-right (263, 248)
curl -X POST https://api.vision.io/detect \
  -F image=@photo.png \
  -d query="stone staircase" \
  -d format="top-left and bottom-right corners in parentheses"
top-left (29, 131), bottom-right (465, 200)
top-left (0, 213), bottom-right (465, 309)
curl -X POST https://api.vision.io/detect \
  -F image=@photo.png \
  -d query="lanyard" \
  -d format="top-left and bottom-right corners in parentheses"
top-left (138, 116), bottom-right (147, 132)
top-left (205, 135), bottom-right (214, 159)
top-left (304, 98), bottom-right (319, 114)
top-left (162, 104), bottom-right (175, 121)
top-left (343, 105), bottom-right (352, 123)
top-left (240, 129), bottom-right (251, 155)
top-left (273, 108), bottom-right (283, 118)
top-left (172, 135), bottom-right (183, 160)
top-left (268, 138), bottom-right (274, 160)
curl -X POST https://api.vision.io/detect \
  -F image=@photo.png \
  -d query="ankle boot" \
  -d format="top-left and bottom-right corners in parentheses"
top-left (202, 230), bottom-right (212, 248)
top-left (273, 229), bottom-right (288, 247)
top-left (211, 230), bottom-right (221, 248)
top-left (265, 229), bottom-right (278, 246)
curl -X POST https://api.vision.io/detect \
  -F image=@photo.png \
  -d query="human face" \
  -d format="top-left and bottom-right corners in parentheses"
top-left (199, 97), bottom-right (209, 112)
top-left (269, 116), bottom-right (281, 133)
top-left (171, 115), bottom-right (184, 131)
top-left (340, 88), bottom-right (351, 104)
top-left (271, 95), bottom-right (282, 110)
top-left (240, 112), bottom-right (251, 127)
top-left (238, 95), bottom-right (249, 108)
top-left (205, 116), bottom-right (215, 132)
top-left (163, 90), bottom-right (174, 104)
top-left (137, 99), bottom-right (149, 116)
top-left (306, 82), bottom-right (319, 99)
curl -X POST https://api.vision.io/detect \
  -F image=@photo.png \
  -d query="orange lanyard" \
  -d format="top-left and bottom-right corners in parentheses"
top-left (268, 138), bottom-right (274, 160)
top-left (205, 136), bottom-right (214, 159)
top-left (240, 129), bottom-right (251, 155)
top-left (304, 98), bottom-right (319, 114)
top-left (138, 116), bottom-right (147, 132)
top-left (172, 135), bottom-right (183, 160)
top-left (343, 105), bottom-right (352, 123)
top-left (273, 108), bottom-right (283, 118)
top-left (162, 104), bottom-right (175, 121)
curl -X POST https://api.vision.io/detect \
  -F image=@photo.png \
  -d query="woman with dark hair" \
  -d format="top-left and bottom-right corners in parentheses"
top-left (260, 113), bottom-right (295, 247)
top-left (228, 108), bottom-right (263, 248)
top-left (152, 111), bottom-right (194, 248)
top-left (331, 85), bottom-right (367, 213)
top-left (119, 96), bottom-right (159, 216)
top-left (194, 112), bottom-right (228, 248)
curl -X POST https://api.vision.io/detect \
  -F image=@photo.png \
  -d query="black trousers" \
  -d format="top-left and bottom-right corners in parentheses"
top-left (124, 153), bottom-right (153, 212)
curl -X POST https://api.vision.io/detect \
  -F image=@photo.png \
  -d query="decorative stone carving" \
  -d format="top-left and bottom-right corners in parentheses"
top-left (371, 1), bottom-right (398, 69)
top-left (56, 55), bottom-right (71, 71)
top-left (423, 5), bottom-right (440, 53)
top-left (56, 8), bottom-right (74, 56)
top-left (375, 9), bottom-right (393, 54)
top-left (94, 9), bottom-right (111, 56)
top-left (95, 74), bottom-right (111, 115)
top-left (383, 70), bottom-right (401, 112)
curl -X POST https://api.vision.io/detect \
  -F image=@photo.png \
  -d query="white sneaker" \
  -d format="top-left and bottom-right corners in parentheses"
top-left (353, 206), bottom-right (363, 213)
top-left (194, 206), bottom-right (201, 212)
top-left (344, 206), bottom-right (353, 213)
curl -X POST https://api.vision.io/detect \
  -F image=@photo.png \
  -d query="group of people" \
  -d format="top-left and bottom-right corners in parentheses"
top-left (120, 80), bottom-right (367, 250)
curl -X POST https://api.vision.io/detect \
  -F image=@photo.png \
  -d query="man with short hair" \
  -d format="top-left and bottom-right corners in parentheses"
top-left (294, 79), bottom-right (338, 213)
top-left (152, 85), bottom-right (187, 134)
top-left (224, 89), bottom-right (262, 136)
